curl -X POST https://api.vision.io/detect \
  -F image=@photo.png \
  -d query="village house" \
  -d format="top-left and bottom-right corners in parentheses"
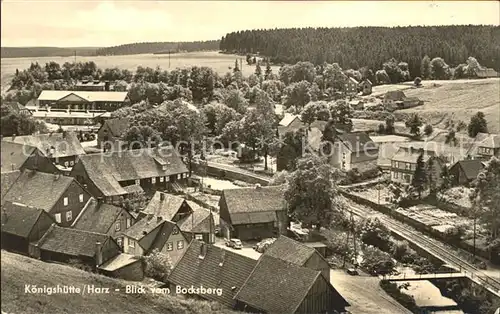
top-left (476, 68), bottom-right (499, 78)
top-left (390, 146), bottom-right (444, 185)
top-left (358, 79), bottom-right (373, 95)
top-left (122, 215), bottom-right (188, 265)
top-left (97, 117), bottom-right (130, 151)
top-left (1, 202), bottom-right (54, 255)
top-left (72, 199), bottom-right (136, 244)
top-left (168, 241), bottom-right (349, 314)
top-left (219, 185), bottom-right (287, 241)
top-left (449, 159), bottom-right (484, 186)
top-left (1, 141), bottom-right (59, 174)
top-left (36, 90), bottom-right (130, 112)
top-left (475, 134), bottom-right (500, 160)
top-left (344, 77), bottom-right (359, 95)
top-left (98, 253), bottom-right (144, 281)
top-left (397, 141), bottom-right (469, 165)
top-left (263, 235), bottom-right (331, 282)
top-left (75, 80), bottom-right (109, 91)
top-left (349, 99), bottom-right (364, 110)
top-left (330, 132), bottom-right (379, 172)
top-left (2, 170), bottom-right (92, 227)
top-left (32, 224), bottom-right (121, 268)
top-left (30, 108), bottom-right (112, 126)
top-left (2, 132), bottom-right (86, 169)
top-left (277, 113), bottom-right (303, 137)
top-left (382, 90), bottom-right (423, 110)
top-left (142, 192), bottom-right (216, 243)
top-left (70, 147), bottom-right (189, 204)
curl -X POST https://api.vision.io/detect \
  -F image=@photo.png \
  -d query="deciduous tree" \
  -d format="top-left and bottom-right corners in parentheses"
top-left (467, 111), bottom-right (488, 137)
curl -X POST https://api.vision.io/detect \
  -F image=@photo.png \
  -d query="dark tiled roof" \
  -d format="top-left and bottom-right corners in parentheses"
top-left (338, 132), bottom-right (378, 153)
top-left (234, 255), bottom-right (321, 314)
top-left (102, 118), bottom-right (130, 137)
top-left (37, 225), bottom-right (110, 258)
top-left (451, 159), bottom-right (484, 181)
top-left (384, 90), bottom-right (406, 100)
top-left (149, 220), bottom-right (177, 252)
top-left (124, 215), bottom-right (163, 241)
top-left (168, 240), bottom-right (258, 307)
top-left (73, 201), bottom-right (125, 234)
top-left (1, 142), bottom-right (36, 173)
top-left (263, 236), bottom-right (316, 265)
top-left (222, 186), bottom-right (285, 225)
top-left (3, 132), bottom-right (85, 158)
top-left (177, 202), bottom-right (214, 233)
top-left (1, 171), bottom-right (21, 204)
top-left (1, 202), bottom-right (46, 238)
top-left (76, 147), bottom-right (188, 197)
top-left (3, 170), bottom-right (74, 212)
top-left (142, 192), bottom-right (186, 221)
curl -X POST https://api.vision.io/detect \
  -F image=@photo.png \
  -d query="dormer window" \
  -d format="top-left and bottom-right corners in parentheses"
top-left (172, 226), bottom-right (179, 235)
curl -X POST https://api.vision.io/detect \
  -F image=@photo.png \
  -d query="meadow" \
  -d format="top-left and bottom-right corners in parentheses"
top-left (0, 51), bottom-right (281, 91)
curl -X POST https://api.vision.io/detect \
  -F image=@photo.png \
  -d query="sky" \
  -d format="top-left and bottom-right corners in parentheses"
top-left (1, 0), bottom-right (499, 47)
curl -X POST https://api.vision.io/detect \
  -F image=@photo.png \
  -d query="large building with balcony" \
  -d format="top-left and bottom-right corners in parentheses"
top-left (36, 90), bottom-right (130, 112)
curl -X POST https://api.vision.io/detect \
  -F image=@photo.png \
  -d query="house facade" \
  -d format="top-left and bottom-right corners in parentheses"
top-left (390, 147), bottom-right (443, 186)
top-left (70, 147), bottom-right (189, 204)
top-left (1, 202), bottom-right (54, 254)
top-left (219, 185), bottom-right (287, 241)
top-left (36, 90), bottom-right (130, 112)
top-left (97, 117), bottom-right (130, 150)
top-left (344, 77), bottom-right (359, 95)
top-left (476, 134), bottom-right (500, 160)
top-left (330, 132), bottom-right (379, 172)
top-left (449, 159), bottom-right (484, 186)
top-left (358, 79), bottom-right (372, 95)
top-left (3, 170), bottom-right (92, 227)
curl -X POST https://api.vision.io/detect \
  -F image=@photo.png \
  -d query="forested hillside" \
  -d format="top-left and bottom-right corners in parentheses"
top-left (220, 26), bottom-right (500, 78)
top-left (96, 40), bottom-right (220, 56)
top-left (1, 47), bottom-right (98, 58)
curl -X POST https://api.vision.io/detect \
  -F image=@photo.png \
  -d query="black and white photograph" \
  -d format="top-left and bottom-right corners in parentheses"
top-left (1, 0), bottom-right (499, 313)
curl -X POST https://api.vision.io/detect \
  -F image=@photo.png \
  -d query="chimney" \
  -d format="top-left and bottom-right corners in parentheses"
top-left (409, 146), bottom-right (414, 154)
top-left (11, 134), bottom-right (16, 141)
top-left (95, 241), bottom-right (103, 266)
top-left (157, 216), bottom-right (162, 223)
top-left (199, 241), bottom-right (207, 259)
top-left (160, 193), bottom-right (165, 201)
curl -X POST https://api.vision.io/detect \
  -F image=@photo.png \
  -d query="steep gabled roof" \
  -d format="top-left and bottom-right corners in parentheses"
top-left (3, 132), bottom-right (85, 158)
top-left (263, 235), bottom-right (317, 266)
top-left (73, 201), bottom-right (126, 234)
top-left (75, 147), bottom-right (188, 196)
top-left (279, 114), bottom-right (300, 127)
top-left (338, 132), bottom-right (378, 153)
top-left (234, 255), bottom-right (323, 314)
top-left (37, 225), bottom-right (111, 258)
top-left (1, 202), bottom-right (48, 238)
top-left (142, 192), bottom-right (187, 221)
top-left (1, 171), bottom-right (21, 205)
top-left (177, 201), bottom-right (215, 233)
top-left (391, 148), bottom-right (431, 164)
top-left (123, 215), bottom-right (163, 242)
top-left (478, 134), bottom-right (500, 149)
top-left (101, 118), bottom-right (130, 137)
top-left (3, 170), bottom-right (74, 212)
top-left (221, 186), bottom-right (285, 225)
top-left (1, 142), bottom-right (36, 173)
top-left (168, 240), bottom-right (258, 307)
top-left (348, 77), bottom-right (359, 85)
top-left (451, 159), bottom-right (484, 181)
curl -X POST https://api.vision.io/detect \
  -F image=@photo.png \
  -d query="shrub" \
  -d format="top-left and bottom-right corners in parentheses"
top-left (142, 249), bottom-right (173, 282)
top-left (424, 124), bottom-right (433, 136)
top-left (444, 225), bottom-right (466, 242)
top-left (380, 280), bottom-right (419, 313)
top-left (361, 246), bottom-right (395, 276)
top-left (378, 123), bottom-right (386, 134)
top-left (360, 218), bottom-right (392, 252)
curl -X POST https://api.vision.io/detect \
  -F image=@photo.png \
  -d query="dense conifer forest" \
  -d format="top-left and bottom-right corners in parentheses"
top-left (95, 40), bottom-right (220, 56)
top-left (0, 47), bottom-right (97, 58)
top-left (220, 26), bottom-right (500, 78)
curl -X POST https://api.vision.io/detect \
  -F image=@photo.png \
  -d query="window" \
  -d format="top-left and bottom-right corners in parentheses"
top-left (126, 218), bottom-right (131, 229)
top-left (195, 234), bottom-right (203, 240)
top-left (129, 239), bottom-right (135, 248)
top-left (172, 226), bottom-right (179, 235)
top-left (66, 211), bottom-right (72, 221)
top-left (160, 176), bottom-right (164, 182)
top-left (116, 237), bottom-right (123, 247)
top-left (115, 222), bottom-right (121, 231)
top-left (394, 172), bottom-right (399, 179)
top-left (165, 176), bottom-right (170, 182)
top-left (79, 194), bottom-right (84, 203)
top-left (152, 177), bottom-right (156, 184)
top-left (166, 242), bottom-right (173, 251)
top-left (64, 161), bottom-right (69, 167)
top-left (177, 174), bottom-right (181, 180)
top-left (55, 213), bottom-right (61, 223)
top-left (70, 161), bottom-right (74, 166)
top-left (63, 197), bottom-right (68, 206)
top-left (135, 179), bottom-right (140, 185)
top-left (405, 163), bottom-right (411, 170)
top-left (177, 240), bottom-right (184, 250)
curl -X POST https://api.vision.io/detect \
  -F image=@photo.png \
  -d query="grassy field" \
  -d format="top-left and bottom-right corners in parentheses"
top-left (371, 78), bottom-right (500, 134)
top-left (0, 250), bottom-right (239, 314)
top-left (0, 51), bottom-right (281, 92)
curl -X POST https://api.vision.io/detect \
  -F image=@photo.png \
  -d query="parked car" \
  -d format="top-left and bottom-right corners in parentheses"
top-left (225, 238), bottom-right (243, 249)
top-left (346, 268), bottom-right (359, 276)
top-left (253, 238), bottom-right (276, 253)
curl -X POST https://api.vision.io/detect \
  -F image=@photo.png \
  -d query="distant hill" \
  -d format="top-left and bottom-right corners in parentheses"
top-left (1, 47), bottom-right (98, 58)
top-left (95, 40), bottom-right (220, 56)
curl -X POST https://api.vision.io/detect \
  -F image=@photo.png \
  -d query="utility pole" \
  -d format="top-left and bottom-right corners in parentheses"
top-left (351, 209), bottom-right (357, 267)
top-left (473, 214), bottom-right (476, 258)
top-left (74, 50), bottom-right (76, 63)
top-left (168, 50), bottom-right (171, 68)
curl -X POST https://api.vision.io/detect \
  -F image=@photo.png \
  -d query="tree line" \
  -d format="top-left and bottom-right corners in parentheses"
top-left (220, 26), bottom-right (500, 78)
top-left (95, 41), bottom-right (220, 56)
